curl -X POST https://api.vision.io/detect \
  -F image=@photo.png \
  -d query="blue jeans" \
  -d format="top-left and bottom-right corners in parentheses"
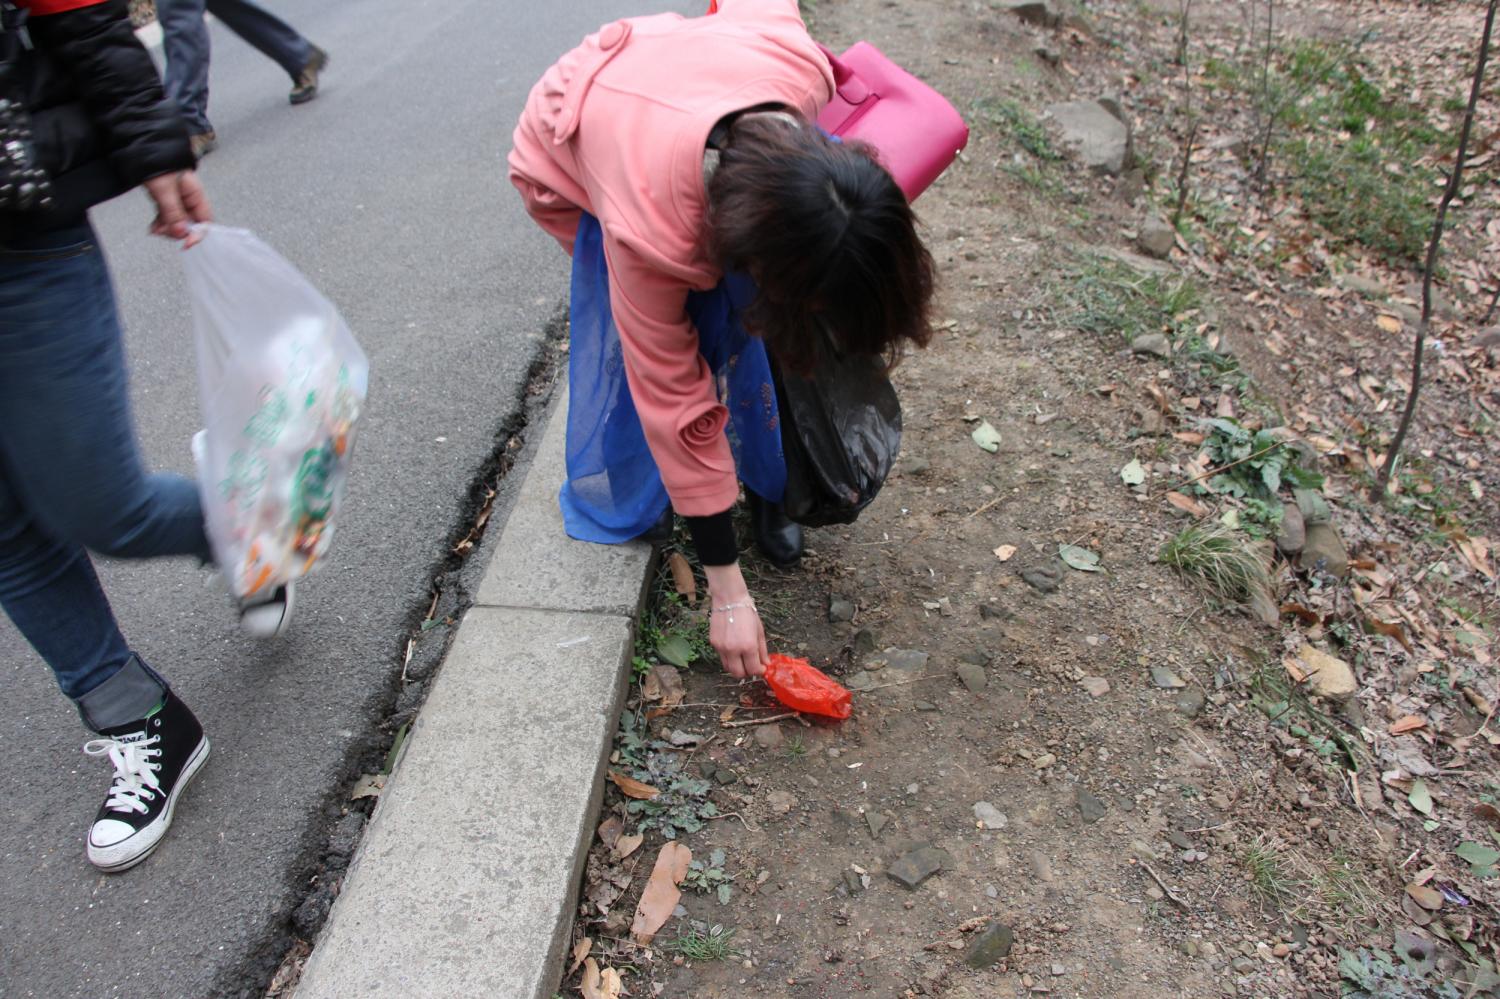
top-left (0, 222), bottom-right (211, 732)
top-left (158, 0), bottom-right (313, 134)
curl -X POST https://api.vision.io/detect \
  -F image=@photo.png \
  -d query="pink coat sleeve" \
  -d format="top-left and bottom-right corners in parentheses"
top-left (601, 232), bottom-right (740, 518)
top-left (508, 112), bottom-right (586, 256)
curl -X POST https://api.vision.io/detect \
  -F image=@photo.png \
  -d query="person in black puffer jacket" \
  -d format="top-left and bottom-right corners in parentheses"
top-left (0, 0), bottom-right (289, 875)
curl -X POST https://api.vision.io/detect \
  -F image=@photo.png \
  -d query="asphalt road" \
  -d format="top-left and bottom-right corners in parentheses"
top-left (0, 2), bottom-right (694, 995)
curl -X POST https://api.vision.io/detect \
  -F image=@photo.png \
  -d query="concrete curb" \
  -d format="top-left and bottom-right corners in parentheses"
top-left (295, 391), bottom-right (654, 998)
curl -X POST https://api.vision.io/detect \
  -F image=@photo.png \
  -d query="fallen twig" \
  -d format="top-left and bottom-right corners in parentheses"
top-left (1141, 862), bottom-right (1191, 909)
top-left (707, 811), bottom-right (759, 833)
top-left (862, 671), bottom-right (949, 690)
top-left (722, 711), bottom-right (800, 729)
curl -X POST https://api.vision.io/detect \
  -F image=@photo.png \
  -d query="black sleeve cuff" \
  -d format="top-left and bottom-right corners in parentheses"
top-left (684, 510), bottom-right (739, 566)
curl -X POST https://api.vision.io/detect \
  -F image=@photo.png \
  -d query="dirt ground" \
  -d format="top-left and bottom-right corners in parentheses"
top-left (564, 1), bottom-right (1500, 997)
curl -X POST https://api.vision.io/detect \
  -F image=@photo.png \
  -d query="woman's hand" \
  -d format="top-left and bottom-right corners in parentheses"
top-left (144, 170), bottom-right (212, 245)
top-left (704, 562), bottom-right (769, 679)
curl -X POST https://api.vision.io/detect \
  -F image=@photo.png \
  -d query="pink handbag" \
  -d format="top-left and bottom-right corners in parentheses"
top-left (815, 42), bottom-right (969, 202)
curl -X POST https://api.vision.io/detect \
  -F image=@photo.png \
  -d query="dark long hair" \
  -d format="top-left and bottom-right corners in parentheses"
top-left (706, 114), bottom-right (935, 373)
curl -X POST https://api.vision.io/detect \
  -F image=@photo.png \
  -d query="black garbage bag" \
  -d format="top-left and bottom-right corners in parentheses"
top-left (775, 353), bottom-right (902, 527)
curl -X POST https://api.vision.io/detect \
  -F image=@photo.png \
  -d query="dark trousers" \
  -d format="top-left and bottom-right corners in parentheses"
top-left (158, 0), bottom-right (312, 133)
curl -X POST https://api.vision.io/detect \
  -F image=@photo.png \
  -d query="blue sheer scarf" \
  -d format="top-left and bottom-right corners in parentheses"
top-left (559, 214), bottom-right (785, 544)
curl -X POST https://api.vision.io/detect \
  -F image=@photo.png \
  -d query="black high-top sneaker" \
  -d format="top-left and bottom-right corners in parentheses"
top-left (82, 691), bottom-right (210, 873)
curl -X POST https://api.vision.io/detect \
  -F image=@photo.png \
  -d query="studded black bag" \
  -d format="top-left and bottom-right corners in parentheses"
top-left (0, 0), bottom-right (53, 212)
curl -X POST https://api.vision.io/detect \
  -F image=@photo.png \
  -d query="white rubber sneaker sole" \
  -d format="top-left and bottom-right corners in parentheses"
top-left (239, 582), bottom-right (296, 639)
top-left (87, 737), bottom-right (210, 873)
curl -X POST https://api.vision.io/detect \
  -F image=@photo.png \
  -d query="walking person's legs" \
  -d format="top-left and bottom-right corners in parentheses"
top-left (203, 0), bottom-right (327, 103)
top-left (156, 0), bottom-right (215, 138)
top-left (0, 222), bottom-right (211, 872)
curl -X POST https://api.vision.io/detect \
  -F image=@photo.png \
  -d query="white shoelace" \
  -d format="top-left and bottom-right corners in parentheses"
top-left (83, 735), bottom-right (163, 815)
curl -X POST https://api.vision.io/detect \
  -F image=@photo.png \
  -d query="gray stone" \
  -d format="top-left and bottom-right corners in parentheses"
top-left (1046, 99), bottom-right (1132, 175)
top-left (958, 649), bottom-right (990, 666)
top-left (842, 869), bottom-right (865, 896)
top-left (326, 811), bottom-right (367, 860)
top-left (846, 671), bottom-right (878, 692)
top-left (956, 663), bottom-right (988, 693)
top-left (999, 0), bottom-right (1061, 28)
top-left (828, 596), bottom-right (855, 623)
top-left (1076, 788), bottom-right (1107, 824)
top-left (901, 456), bottom-right (931, 476)
top-left (965, 923), bottom-right (1015, 968)
top-left (1095, 93), bottom-right (1126, 123)
top-left (1336, 272), bottom-right (1387, 299)
top-left (852, 628), bottom-right (878, 655)
top-left (1231, 956), bottom-right (1256, 975)
top-left (1021, 565), bottom-right (1063, 593)
top-left (475, 400), bottom-right (652, 615)
top-left (1276, 501), bottom-right (1305, 557)
top-left (1294, 487), bottom-right (1331, 526)
top-left (979, 603), bottom-right (1012, 621)
top-left (1132, 332), bottom-right (1172, 358)
top-left (888, 845), bottom-right (948, 889)
top-left (1151, 666), bottom-right (1187, 689)
top-left (1034, 44), bottom-right (1061, 66)
top-left (885, 649), bottom-right (930, 673)
top-left (1167, 829), bottom-right (1194, 850)
top-left (973, 801), bottom-right (1008, 829)
top-left (1209, 133), bottom-right (1248, 159)
top-left (1138, 216), bottom-right (1176, 259)
top-left (754, 724), bottom-right (784, 749)
top-left (298, 607), bottom-right (633, 999)
top-left (866, 812), bottom-right (889, 838)
top-left (1173, 687), bottom-right (1207, 719)
top-left (1302, 522), bottom-right (1348, 578)
top-left (914, 700), bottom-right (940, 712)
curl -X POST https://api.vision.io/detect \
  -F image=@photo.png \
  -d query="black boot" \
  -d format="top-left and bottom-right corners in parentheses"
top-left (83, 690), bottom-right (210, 872)
top-left (636, 506), bottom-right (675, 545)
top-left (747, 491), bottom-right (803, 567)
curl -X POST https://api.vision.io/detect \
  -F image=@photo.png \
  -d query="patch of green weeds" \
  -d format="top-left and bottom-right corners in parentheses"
top-left (1237, 497), bottom-right (1285, 540)
top-left (632, 550), bottom-right (711, 679)
top-left (683, 848), bottom-right (736, 904)
top-left (785, 734), bottom-right (806, 758)
top-left (663, 925), bottom-right (739, 962)
top-left (1318, 848), bottom-right (1379, 929)
top-left (1002, 161), bottom-right (1063, 197)
top-left (1339, 947), bottom-right (1466, 999)
top-left (974, 97), bottom-right (1061, 160)
top-left (1245, 837), bottom-right (1307, 909)
top-left (1063, 254), bottom-right (1201, 346)
top-left (622, 752), bottom-right (718, 840)
top-left (1249, 663), bottom-right (1363, 771)
top-left (1198, 418), bottom-right (1323, 500)
top-left (1159, 524), bottom-right (1267, 604)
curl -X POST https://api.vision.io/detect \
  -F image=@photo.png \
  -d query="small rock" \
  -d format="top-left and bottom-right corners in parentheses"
top-left (956, 663), bottom-right (988, 693)
top-left (959, 649), bottom-right (990, 666)
top-left (1173, 687), bottom-right (1207, 719)
top-left (1336, 272), bottom-right (1387, 299)
top-left (866, 812), bottom-right (888, 838)
top-left (1000, 0), bottom-right (1060, 28)
top-left (1046, 99), bottom-right (1133, 175)
top-left (754, 724), bottom-right (785, 750)
top-left (1273, 943), bottom-right (1290, 958)
top-left (1081, 676), bottom-right (1111, 698)
top-left (828, 596), bottom-right (855, 623)
top-left (1138, 215), bottom-right (1176, 259)
top-left (1021, 565), bottom-right (1063, 593)
top-left (914, 700), bottom-right (939, 712)
top-left (1076, 788), bottom-right (1107, 823)
top-left (767, 790), bottom-right (798, 814)
top-left (846, 671), bottom-right (878, 692)
top-left (1302, 522), bottom-right (1349, 578)
top-left (1167, 830), bottom-right (1194, 850)
top-left (1151, 666), bottom-right (1187, 689)
top-left (885, 649), bottom-right (930, 673)
top-left (1132, 332), bottom-right (1172, 358)
top-left (978, 603), bottom-right (1012, 621)
top-left (1033, 752), bottom-right (1057, 768)
top-left (851, 628), bottom-right (878, 655)
top-left (1295, 487), bottom-right (1331, 525)
top-left (937, 597), bottom-right (955, 617)
top-left (973, 801), bottom-right (1008, 829)
top-left (965, 922), bottom-right (1015, 968)
top-left (1231, 956), bottom-right (1256, 975)
top-left (901, 456), bottom-right (931, 476)
top-left (1033, 44), bottom-right (1061, 66)
top-left (1295, 643), bottom-right (1358, 699)
top-left (1051, 963), bottom-right (1066, 976)
top-left (888, 845), bottom-right (948, 889)
top-left (1028, 850), bottom-right (1054, 881)
top-left (842, 869), bottom-right (864, 896)
top-left (1276, 501), bottom-right (1306, 557)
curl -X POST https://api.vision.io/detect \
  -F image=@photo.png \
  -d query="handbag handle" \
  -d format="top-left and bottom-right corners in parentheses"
top-left (817, 42), bottom-right (871, 105)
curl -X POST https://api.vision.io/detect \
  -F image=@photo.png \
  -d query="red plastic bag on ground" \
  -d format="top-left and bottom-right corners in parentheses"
top-left (764, 654), bottom-right (852, 719)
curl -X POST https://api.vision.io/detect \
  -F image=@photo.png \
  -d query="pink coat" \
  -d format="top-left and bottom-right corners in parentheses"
top-left (508, 1), bottom-right (834, 517)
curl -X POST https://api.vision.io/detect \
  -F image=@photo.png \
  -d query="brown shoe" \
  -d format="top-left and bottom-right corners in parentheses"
top-left (289, 46), bottom-right (328, 105)
top-left (190, 131), bottom-right (218, 159)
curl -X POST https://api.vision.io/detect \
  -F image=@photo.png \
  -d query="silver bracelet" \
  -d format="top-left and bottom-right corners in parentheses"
top-left (711, 599), bottom-right (757, 624)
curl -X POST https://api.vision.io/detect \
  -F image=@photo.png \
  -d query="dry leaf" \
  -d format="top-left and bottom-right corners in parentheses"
top-left (613, 831), bottom-right (644, 861)
top-left (1377, 314), bottom-right (1403, 333)
top-left (631, 842), bottom-right (692, 945)
top-left (608, 771), bottom-right (661, 800)
top-left (579, 958), bottom-right (623, 999)
top-left (993, 544), bottom-right (1017, 562)
top-left (650, 664), bottom-right (685, 709)
top-left (597, 815), bottom-right (622, 849)
top-left (1406, 884), bottom-right (1444, 911)
top-left (1280, 603), bottom-right (1323, 627)
top-left (1365, 616), bottom-right (1414, 652)
top-left (1455, 537), bottom-right (1495, 580)
top-left (1285, 657), bottom-right (1308, 683)
top-left (1166, 491), bottom-right (1209, 517)
top-left (719, 705), bottom-right (737, 723)
top-left (1390, 715), bottom-right (1427, 735)
top-left (569, 938), bottom-right (592, 976)
top-left (667, 551), bottom-right (698, 606)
